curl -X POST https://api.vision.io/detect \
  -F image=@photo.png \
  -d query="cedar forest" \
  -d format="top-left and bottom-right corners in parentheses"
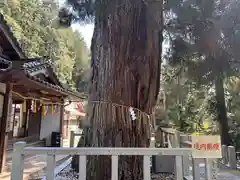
top-left (3, 0), bottom-right (240, 179)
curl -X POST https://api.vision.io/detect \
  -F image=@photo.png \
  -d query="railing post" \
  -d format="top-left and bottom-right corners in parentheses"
top-left (192, 158), bottom-right (201, 180)
top-left (111, 156), bottom-right (118, 180)
top-left (143, 155), bottom-right (151, 180)
top-left (228, 146), bottom-right (237, 169)
top-left (205, 158), bottom-right (212, 180)
top-left (163, 132), bottom-right (166, 143)
top-left (11, 141), bottom-right (26, 180)
top-left (70, 130), bottom-right (75, 147)
top-left (205, 158), bottom-right (219, 180)
top-left (174, 131), bottom-right (180, 148)
top-left (46, 151), bottom-right (56, 180)
top-left (79, 155), bottom-right (86, 180)
top-left (174, 132), bottom-right (183, 179)
top-left (221, 145), bottom-right (228, 165)
top-left (182, 155), bottom-right (191, 176)
top-left (163, 132), bottom-right (168, 147)
top-left (175, 155), bottom-right (183, 180)
top-left (179, 134), bottom-right (191, 177)
top-left (167, 133), bottom-right (171, 147)
top-left (160, 131), bottom-right (164, 147)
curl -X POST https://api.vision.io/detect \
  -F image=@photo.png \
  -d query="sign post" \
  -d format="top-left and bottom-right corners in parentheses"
top-left (191, 135), bottom-right (221, 180)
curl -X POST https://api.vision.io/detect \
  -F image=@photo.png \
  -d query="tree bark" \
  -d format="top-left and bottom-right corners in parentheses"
top-left (215, 75), bottom-right (232, 145)
top-left (73, 0), bottom-right (163, 179)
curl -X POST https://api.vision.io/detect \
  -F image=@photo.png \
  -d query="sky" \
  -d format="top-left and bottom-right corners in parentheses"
top-left (58, 0), bottom-right (94, 48)
top-left (72, 23), bottom-right (94, 48)
top-left (59, 0), bottom-right (167, 52)
top-left (72, 23), bottom-right (168, 55)
top-left (73, 23), bottom-right (167, 65)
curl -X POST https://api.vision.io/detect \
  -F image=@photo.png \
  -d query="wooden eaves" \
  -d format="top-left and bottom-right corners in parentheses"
top-left (0, 57), bottom-right (84, 103)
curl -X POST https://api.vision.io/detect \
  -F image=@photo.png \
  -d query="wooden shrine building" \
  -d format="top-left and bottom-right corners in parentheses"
top-left (0, 13), bottom-right (83, 173)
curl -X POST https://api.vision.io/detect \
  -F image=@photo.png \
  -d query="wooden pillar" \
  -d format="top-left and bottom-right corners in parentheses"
top-left (22, 100), bottom-right (28, 137)
top-left (8, 104), bottom-right (16, 140)
top-left (62, 112), bottom-right (68, 139)
top-left (59, 99), bottom-right (64, 147)
top-left (26, 100), bottom-right (32, 137)
top-left (0, 83), bottom-right (12, 173)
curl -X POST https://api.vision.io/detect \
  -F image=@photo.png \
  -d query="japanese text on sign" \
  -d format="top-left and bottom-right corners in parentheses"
top-left (193, 142), bottom-right (220, 150)
top-left (191, 135), bottom-right (222, 158)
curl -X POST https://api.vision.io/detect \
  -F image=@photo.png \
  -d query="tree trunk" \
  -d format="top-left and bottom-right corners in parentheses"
top-left (215, 75), bottom-right (232, 145)
top-left (73, 0), bottom-right (163, 179)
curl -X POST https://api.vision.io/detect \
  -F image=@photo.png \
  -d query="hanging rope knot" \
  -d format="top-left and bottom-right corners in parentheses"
top-left (91, 100), bottom-right (156, 134)
top-left (91, 100), bottom-right (153, 116)
top-left (129, 107), bottom-right (136, 121)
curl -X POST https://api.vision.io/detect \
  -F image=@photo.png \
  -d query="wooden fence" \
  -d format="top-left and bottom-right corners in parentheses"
top-left (11, 130), bottom-right (222, 180)
top-left (179, 133), bottom-right (239, 170)
top-left (69, 130), bottom-right (82, 147)
top-left (11, 141), bottom-right (193, 180)
top-left (221, 145), bottom-right (239, 169)
top-left (160, 129), bottom-right (239, 179)
top-left (11, 127), bottom-right (239, 180)
top-left (70, 128), bottom-right (240, 171)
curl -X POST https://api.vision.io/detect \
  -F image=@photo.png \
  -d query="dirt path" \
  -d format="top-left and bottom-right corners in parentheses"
top-left (0, 154), bottom-right (69, 180)
top-left (218, 163), bottom-right (240, 180)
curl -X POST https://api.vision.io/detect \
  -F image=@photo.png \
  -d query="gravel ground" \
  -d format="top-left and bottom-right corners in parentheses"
top-left (29, 156), bottom-right (71, 180)
top-left (151, 173), bottom-right (175, 180)
top-left (56, 165), bottom-right (175, 180)
top-left (47, 159), bottom-right (240, 180)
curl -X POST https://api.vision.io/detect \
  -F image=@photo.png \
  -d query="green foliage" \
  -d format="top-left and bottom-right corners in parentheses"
top-left (0, 0), bottom-right (90, 91)
top-left (165, 0), bottom-right (240, 82)
top-left (165, 0), bottom-right (240, 145)
top-left (162, 64), bottom-right (217, 133)
top-left (59, 0), bottom-right (117, 26)
top-left (164, 0), bottom-right (236, 141)
top-left (71, 31), bottom-right (90, 92)
top-left (225, 77), bottom-right (240, 149)
top-left (57, 0), bottom-right (95, 26)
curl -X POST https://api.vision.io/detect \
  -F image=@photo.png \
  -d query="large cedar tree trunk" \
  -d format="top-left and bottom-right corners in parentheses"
top-left (73, 0), bottom-right (163, 180)
top-left (215, 75), bottom-right (232, 145)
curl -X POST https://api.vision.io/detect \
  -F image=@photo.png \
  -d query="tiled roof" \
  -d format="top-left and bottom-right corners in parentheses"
top-left (11, 57), bottom-right (50, 69)
top-left (11, 58), bottom-right (85, 99)
top-left (0, 13), bottom-right (84, 99)
top-left (21, 57), bottom-right (53, 75)
top-left (33, 78), bottom-right (85, 99)
top-left (0, 56), bottom-right (12, 71)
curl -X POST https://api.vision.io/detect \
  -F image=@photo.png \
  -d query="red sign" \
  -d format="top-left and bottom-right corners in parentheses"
top-left (191, 135), bottom-right (222, 158)
top-left (193, 143), bottom-right (220, 150)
